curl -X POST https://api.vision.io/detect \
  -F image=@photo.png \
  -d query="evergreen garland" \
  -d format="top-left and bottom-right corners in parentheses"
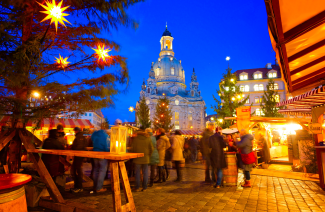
top-left (136, 96), bottom-right (151, 129)
top-left (153, 96), bottom-right (173, 131)
top-left (260, 79), bottom-right (284, 117)
top-left (212, 67), bottom-right (250, 128)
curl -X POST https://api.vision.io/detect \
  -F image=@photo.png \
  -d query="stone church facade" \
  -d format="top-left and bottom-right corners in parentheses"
top-left (136, 26), bottom-right (205, 131)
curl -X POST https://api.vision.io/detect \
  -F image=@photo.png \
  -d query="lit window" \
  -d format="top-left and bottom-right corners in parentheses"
top-left (288, 96), bottom-right (293, 100)
top-left (225, 87), bottom-right (229, 91)
top-left (274, 83), bottom-right (278, 90)
top-left (156, 68), bottom-right (160, 76)
top-left (254, 84), bottom-right (259, 91)
top-left (188, 113), bottom-right (192, 121)
top-left (240, 74), bottom-right (248, 80)
top-left (255, 97), bottom-right (260, 103)
top-left (175, 125), bottom-right (180, 130)
top-left (175, 112), bottom-right (179, 120)
top-left (240, 85), bottom-right (244, 92)
top-left (254, 73), bottom-right (262, 79)
top-left (268, 72), bottom-right (277, 78)
top-left (246, 98), bottom-right (250, 103)
top-left (175, 121), bottom-right (179, 125)
top-left (256, 108), bottom-right (261, 116)
top-left (171, 67), bottom-right (175, 75)
top-left (175, 99), bottom-right (179, 105)
top-left (275, 95), bottom-right (280, 102)
top-left (259, 84), bottom-right (264, 91)
top-left (245, 85), bottom-right (249, 92)
top-left (260, 96), bottom-right (263, 103)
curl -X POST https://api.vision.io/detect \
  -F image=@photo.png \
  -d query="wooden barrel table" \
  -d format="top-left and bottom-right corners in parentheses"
top-left (0, 174), bottom-right (32, 212)
top-left (223, 152), bottom-right (238, 186)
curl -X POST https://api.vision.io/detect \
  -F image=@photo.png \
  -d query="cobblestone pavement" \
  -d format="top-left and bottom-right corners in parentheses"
top-left (58, 164), bottom-right (325, 212)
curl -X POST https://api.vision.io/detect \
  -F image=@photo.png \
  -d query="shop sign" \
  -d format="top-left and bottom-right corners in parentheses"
top-left (236, 106), bottom-right (251, 132)
top-left (308, 123), bottom-right (322, 134)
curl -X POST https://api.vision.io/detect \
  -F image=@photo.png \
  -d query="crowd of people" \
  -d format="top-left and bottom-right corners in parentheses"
top-left (41, 121), bottom-right (258, 193)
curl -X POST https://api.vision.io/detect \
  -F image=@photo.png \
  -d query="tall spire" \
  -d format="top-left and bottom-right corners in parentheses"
top-left (166, 22), bottom-right (167, 29)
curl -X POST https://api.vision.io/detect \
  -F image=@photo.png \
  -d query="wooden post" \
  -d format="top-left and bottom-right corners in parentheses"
top-left (0, 130), bottom-right (16, 152)
top-left (18, 129), bottom-right (65, 203)
top-left (110, 162), bottom-right (122, 212)
top-left (119, 161), bottom-right (136, 212)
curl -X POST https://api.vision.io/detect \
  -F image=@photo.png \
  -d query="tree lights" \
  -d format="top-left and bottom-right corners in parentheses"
top-left (92, 45), bottom-right (111, 62)
top-left (38, 0), bottom-right (71, 32)
top-left (55, 54), bottom-right (70, 69)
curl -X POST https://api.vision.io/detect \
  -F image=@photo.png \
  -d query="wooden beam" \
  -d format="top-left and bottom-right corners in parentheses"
top-left (119, 161), bottom-right (136, 212)
top-left (284, 10), bottom-right (325, 44)
top-left (27, 149), bottom-right (144, 160)
top-left (291, 55), bottom-right (325, 75)
top-left (111, 162), bottom-right (122, 212)
top-left (0, 130), bottom-right (16, 152)
top-left (19, 130), bottom-right (65, 203)
top-left (288, 39), bottom-right (325, 62)
top-left (248, 122), bottom-right (258, 130)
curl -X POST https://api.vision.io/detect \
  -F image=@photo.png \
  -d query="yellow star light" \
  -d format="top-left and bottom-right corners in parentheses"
top-left (38, 0), bottom-right (71, 32)
top-left (55, 54), bottom-right (70, 69)
top-left (92, 45), bottom-right (111, 62)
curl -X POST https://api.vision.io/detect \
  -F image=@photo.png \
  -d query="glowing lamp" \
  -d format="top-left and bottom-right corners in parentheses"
top-left (38, 0), bottom-right (71, 32)
top-left (163, 93), bottom-right (165, 96)
top-left (226, 56), bottom-right (230, 61)
top-left (161, 115), bottom-right (164, 117)
top-left (231, 97), bottom-right (235, 101)
top-left (55, 54), bottom-right (69, 69)
top-left (210, 117), bottom-right (214, 121)
top-left (92, 45), bottom-right (111, 62)
top-left (218, 119), bottom-right (223, 123)
top-left (128, 106), bottom-right (134, 112)
top-left (110, 125), bottom-right (127, 154)
top-left (156, 120), bottom-right (159, 123)
top-left (33, 92), bottom-right (40, 98)
top-left (190, 126), bottom-right (193, 129)
top-left (230, 79), bottom-right (234, 82)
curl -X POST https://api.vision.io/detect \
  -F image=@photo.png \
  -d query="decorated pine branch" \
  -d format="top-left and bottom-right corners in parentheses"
top-left (136, 96), bottom-right (151, 129)
top-left (0, 0), bottom-right (144, 127)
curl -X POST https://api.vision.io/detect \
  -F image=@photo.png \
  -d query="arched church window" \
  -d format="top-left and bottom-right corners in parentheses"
top-left (166, 40), bottom-right (171, 49)
top-left (171, 67), bottom-right (175, 75)
top-left (175, 99), bottom-right (179, 105)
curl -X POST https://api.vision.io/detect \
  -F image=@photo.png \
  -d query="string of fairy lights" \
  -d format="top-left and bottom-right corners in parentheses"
top-left (37, 0), bottom-right (112, 68)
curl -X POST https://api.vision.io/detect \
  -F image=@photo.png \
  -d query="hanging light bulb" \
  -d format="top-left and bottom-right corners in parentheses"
top-left (232, 97), bottom-right (235, 101)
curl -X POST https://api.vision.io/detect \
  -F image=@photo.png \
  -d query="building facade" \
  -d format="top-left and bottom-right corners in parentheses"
top-left (136, 26), bottom-right (206, 130)
top-left (234, 63), bottom-right (289, 115)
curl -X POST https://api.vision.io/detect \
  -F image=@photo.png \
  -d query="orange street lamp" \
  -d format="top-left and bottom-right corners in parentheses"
top-left (38, 0), bottom-right (71, 32)
top-left (92, 45), bottom-right (111, 62)
top-left (55, 54), bottom-right (69, 69)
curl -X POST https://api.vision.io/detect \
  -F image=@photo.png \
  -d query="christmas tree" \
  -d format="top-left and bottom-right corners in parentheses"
top-left (212, 66), bottom-right (250, 128)
top-left (0, 0), bottom-right (143, 125)
top-left (153, 96), bottom-right (173, 131)
top-left (260, 79), bottom-right (284, 117)
top-left (136, 96), bottom-right (151, 129)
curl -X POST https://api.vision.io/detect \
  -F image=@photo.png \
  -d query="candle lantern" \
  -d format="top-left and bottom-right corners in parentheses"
top-left (110, 125), bottom-right (127, 154)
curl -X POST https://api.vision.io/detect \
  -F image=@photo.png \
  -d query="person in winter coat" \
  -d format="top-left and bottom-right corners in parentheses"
top-left (145, 128), bottom-right (159, 187)
top-left (131, 128), bottom-right (154, 192)
top-left (70, 127), bottom-right (88, 193)
top-left (189, 136), bottom-right (199, 163)
top-left (155, 128), bottom-right (171, 183)
top-left (57, 124), bottom-right (67, 148)
top-left (42, 129), bottom-right (65, 180)
top-left (91, 129), bottom-right (110, 193)
top-left (171, 130), bottom-right (185, 182)
top-left (201, 123), bottom-right (215, 183)
top-left (236, 129), bottom-right (254, 188)
top-left (209, 127), bottom-right (227, 188)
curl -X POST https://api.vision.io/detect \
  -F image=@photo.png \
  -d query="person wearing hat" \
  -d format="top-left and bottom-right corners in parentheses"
top-left (145, 128), bottom-right (159, 187)
top-left (209, 127), bottom-right (227, 188)
top-left (131, 127), bottom-right (153, 192)
top-left (70, 127), bottom-right (88, 193)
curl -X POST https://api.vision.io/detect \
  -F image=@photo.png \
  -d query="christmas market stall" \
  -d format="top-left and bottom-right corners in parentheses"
top-left (264, 0), bottom-right (325, 188)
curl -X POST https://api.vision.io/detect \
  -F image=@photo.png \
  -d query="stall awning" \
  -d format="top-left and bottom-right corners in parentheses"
top-left (265, 0), bottom-right (325, 94)
top-left (277, 108), bottom-right (312, 116)
top-left (0, 116), bottom-right (94, 128)
top-left (277, 86), bottom-right (325, 108)
top-left (179, 130), bottom-right (203, 136)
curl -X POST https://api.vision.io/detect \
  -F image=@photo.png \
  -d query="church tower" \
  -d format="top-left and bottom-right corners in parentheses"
top-left (159, 24), bottom-right (174, 57)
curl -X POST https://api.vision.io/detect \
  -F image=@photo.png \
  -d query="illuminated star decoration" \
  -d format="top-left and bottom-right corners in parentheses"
top-left (38, 0), bottom-right (71, 32)
top-left (92, 45), bottom-right (111, 63)
top-left (55, 54), bottom-right (70, 69)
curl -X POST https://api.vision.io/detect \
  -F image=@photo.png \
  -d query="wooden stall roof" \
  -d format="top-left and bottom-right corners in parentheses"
top-left (28, 149), bottom-right (144, 161)
top-left (277, 86), bottom-right (325, 108)
top-left (265, 0), bottom-right (325, 94)
top-left (179, 130), bottom-right (203, 136)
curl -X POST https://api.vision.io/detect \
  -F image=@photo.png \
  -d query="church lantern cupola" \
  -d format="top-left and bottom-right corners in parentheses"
top-left (141, 79), bottom-right (146, 91)
top-left (160, 23), bottom-right (174, 57)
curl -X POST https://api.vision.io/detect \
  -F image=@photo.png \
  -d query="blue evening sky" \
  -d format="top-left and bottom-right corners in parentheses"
top-left (89, 0), bottom-right (275, 124)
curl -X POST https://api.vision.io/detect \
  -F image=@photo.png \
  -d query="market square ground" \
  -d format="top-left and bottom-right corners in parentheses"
top-left (29, 163), bottom-right (325, 212)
